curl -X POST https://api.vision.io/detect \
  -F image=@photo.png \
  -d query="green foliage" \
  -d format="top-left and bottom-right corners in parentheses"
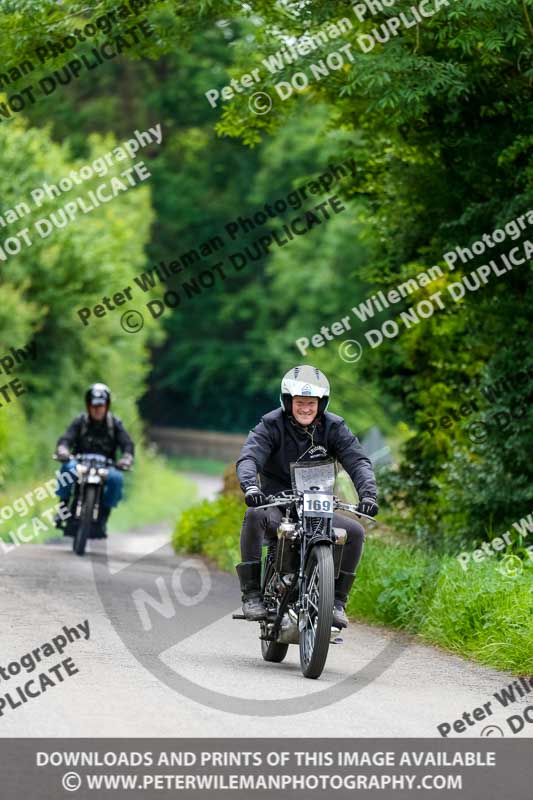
top-left (417, 556), bottom-right (533, 672)
top-left (201, 0), bottom-right (533, 543)
top-left (172, 494), bottom-right (243, 572)
top-left (0, 115), bottom-right (157, 487)
top-left (109, 449), bottom-right (198, 532)
top-left (0, 0), bottom-right (530, 549)
top-left (347, 539), bottom-right (533, 672)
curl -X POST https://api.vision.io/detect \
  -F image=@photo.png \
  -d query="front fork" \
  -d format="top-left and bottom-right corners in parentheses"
top-left (299, 536), bottom-right (339, 627)
top-left (297, 537), bottom-right (313, 629)
top-left (74, 479), bottom-right (103, 521)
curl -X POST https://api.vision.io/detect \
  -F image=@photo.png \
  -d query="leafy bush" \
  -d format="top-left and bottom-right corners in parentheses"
top-left (173, 495), bottom-right (244, 573)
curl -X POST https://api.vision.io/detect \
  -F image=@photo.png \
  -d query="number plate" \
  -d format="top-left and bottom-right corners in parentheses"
top-left (303, 492), bottom-right (334, 518)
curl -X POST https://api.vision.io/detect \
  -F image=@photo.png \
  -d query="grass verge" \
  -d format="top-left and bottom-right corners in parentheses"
top-left (173, 496), bottom-right (533, 674)
top-left (109, 448), bottom-right (197, 532)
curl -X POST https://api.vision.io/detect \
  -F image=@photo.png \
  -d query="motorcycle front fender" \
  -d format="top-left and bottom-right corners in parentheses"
top-left (302, 535), bottom-right (333, 568)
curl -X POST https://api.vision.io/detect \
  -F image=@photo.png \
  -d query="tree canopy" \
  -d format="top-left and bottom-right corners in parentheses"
top-left (0, 0), bottom-right (531, 546)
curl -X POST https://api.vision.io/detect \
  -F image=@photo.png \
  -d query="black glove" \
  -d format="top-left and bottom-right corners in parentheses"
top-left (117, 453), bottom-right (133, 470)
top-left (56, 444), bottom-right (71, 462)
top-left (244, 486), bottom-right (267, 508)
top-left (357, 497), bottom-right (378, 517)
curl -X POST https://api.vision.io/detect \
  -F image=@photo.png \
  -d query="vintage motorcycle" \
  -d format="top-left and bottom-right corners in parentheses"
top-left (54, 453), bottom-right (127, 556)
top-left (233, 459), bottom-right (374, 679)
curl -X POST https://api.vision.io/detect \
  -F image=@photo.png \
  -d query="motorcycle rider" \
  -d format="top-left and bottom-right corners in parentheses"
top-left (236, 365), bottom-right (378, 629)
top-left (54, 383), bottom-right (134, 535)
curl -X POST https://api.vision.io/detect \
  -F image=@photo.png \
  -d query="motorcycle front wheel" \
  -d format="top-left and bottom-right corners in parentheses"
top-left (73, 485), bottom-right (97, 556)
top-left (299, 544), bottom-right (334, 679)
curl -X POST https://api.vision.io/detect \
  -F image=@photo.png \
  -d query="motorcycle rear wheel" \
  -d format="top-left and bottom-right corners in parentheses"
top-left (299, 544), bottom-right (334, 679)
top-left (73, 485), bottom-right (97, 556)
top-left (260, 558), bottom-right (289, 663)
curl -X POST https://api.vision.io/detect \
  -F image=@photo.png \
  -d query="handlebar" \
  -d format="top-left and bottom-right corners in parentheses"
top-left (256, 493), bottom-right (376, 524)
top-left (255, 496), bottom-right (299, 509)
top-left (52, 453), bottom-right (131, 471)
top-left (334, 500), bottom-right (376, 524)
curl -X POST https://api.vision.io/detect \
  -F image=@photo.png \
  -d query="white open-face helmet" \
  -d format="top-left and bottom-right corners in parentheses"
top-left (280, 365), bottom-right (330, 416)
top-left (85, 382), bottom-right (111, 408)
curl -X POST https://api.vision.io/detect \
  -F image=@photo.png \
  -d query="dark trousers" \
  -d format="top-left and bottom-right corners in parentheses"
top-left (240, 506), bottom-right (365, 574)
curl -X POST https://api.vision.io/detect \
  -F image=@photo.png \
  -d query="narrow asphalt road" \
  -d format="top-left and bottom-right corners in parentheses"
top-left (0, 473), bottom-right (530, 738)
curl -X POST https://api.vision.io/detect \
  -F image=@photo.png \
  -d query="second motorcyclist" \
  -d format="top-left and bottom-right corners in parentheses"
top-left (54, 383), bottom-right (134, 536)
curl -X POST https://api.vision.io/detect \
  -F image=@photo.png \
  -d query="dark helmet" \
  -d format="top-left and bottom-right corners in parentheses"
top-left (85, 382), bottom-right (111, 408)
top-left (280, 365), bottom-right (330, 416)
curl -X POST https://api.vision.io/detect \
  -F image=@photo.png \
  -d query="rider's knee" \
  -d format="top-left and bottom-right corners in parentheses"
top-left (60, 460), bottom-right (76, 474)
top-left (346, 518), bottom-right (365, 545)
top-left (243, 506), bottom-right (267, 528)
top-left (106, 467), bottom-right (123, 488)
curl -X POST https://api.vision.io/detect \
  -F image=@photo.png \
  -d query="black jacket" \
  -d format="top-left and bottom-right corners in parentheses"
top-left (57, 413), bottom-right (134, 461)
top-left (236, 408), bottom-right (377, 500)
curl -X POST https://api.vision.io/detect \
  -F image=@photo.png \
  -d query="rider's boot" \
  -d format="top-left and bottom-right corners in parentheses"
top-left (236, 561), bottom-right (267, 621)
top-left (332, 570), bottom-right (356, 629)
top-left (54, 512), bottom-right (65, 530)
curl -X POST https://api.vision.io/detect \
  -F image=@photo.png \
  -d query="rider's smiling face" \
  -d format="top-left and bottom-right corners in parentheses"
top-left (292, 396), bottom-right (319, 426)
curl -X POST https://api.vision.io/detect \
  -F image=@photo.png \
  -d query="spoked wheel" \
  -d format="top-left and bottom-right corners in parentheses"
top-left (73, 485), bottom-right (97, 556)
top-left (299, 544), bottom-right (334, 679)
top-left (260, 557), bottom-right (289, 664)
